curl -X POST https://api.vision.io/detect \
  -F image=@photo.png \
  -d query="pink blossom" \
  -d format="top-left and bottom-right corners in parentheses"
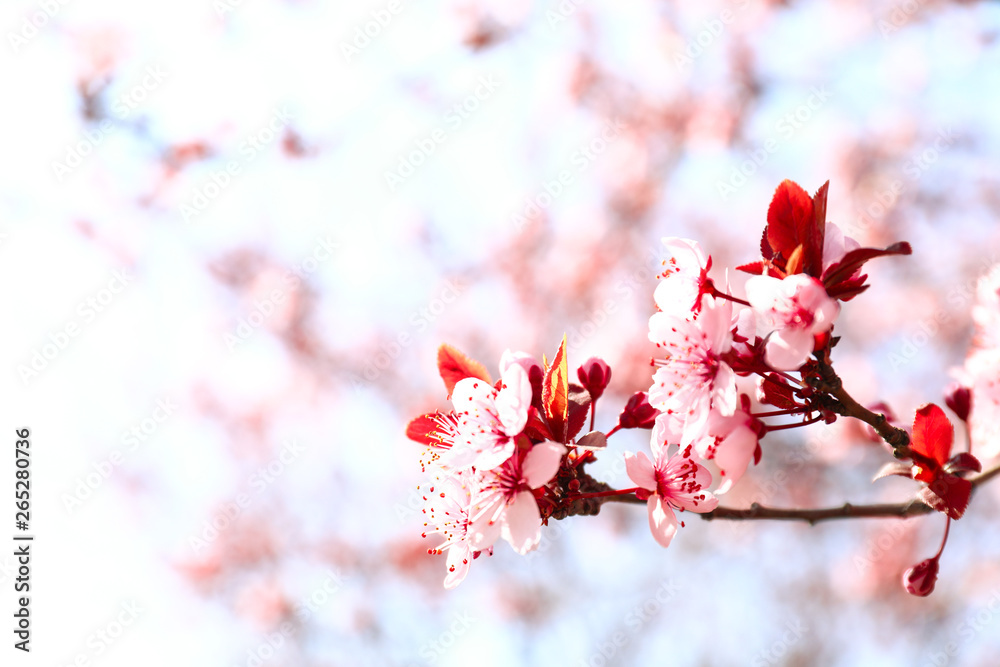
top-left (421, 470), bottom-right (489, 589)
top-left (468, 441), bottom-right (566, 554)
top-left (653, 237), bottom-right (712, 318)
top-left (745, 274), bottom-right (840, 370)
top-left (962, 350), bottom-right (1000, 461)
top-left (439, 361), bottom-right (532, 471)
top-left (624, 445), bottom-right (719, 547)
top-left (648, 295), bottom-right (738, 444)
top-left (822, 222), bottom-right (861, 271)
top-left (691, 408), bottom-right (760, 495)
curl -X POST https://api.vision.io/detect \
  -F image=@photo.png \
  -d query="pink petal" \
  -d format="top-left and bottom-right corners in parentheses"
top-left (647, 495), bottom-right (678, 548)
top-left (712, 424), bottom-right (757, 495)
top-left (712, 363), bottom-right (738, 416)
top-left (625, 451), bottom-right (657, 491)
top-left (501, 490), bottom-right (542, 554)
top-left (522, 441), bottom-right (566, 488)
top-left (765, 329), bottom-right (814, 371)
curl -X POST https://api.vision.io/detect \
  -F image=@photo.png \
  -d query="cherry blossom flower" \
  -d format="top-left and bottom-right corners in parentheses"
top-left (822, 222), bottom-right (861, 272)
top-left (745, 273), bottom-right (840, 370)
top-left (421, 470), bottom-right (489, 589)
top-left (648, 295), bottom-right (738, 444)
top-left (468, 441), bottom-right (566, 554)
top-left (624, 444), bottom-right (718, 547)
top-left (691, 406), bottom-right (761, 495)
top-left (654, 237), bottom-right (713, 318)
top-left (438, 361), bottom-right (533, 471)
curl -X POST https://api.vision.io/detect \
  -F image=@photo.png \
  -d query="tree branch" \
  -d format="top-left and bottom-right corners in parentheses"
top-left (597, 461), bottom-right (1000, 525)
top-left (809, 360), bottom-right (911, 453)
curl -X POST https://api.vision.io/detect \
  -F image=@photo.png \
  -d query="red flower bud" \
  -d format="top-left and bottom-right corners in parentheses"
top-left (617, 392), bottom-right (660, 430)
top-left (577, 357), bottom-right (612, 401)
top-left (902, 557), bottom-right (939, 597)
top-left (944, 383), bottom-right (972, 423)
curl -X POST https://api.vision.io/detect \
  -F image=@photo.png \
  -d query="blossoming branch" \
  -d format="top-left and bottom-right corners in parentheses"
top-left (406, 179), bottom-right (1000, 596)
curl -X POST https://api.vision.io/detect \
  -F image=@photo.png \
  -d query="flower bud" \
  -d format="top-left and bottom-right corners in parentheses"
top-left (944, 383), bottom-right (971, 423)
top-left (902, 557), bottom-right (939, 597)
top-left (617, 392), bottom-right (660, 430)
top-left (577, 357), bottom-right (612, 401)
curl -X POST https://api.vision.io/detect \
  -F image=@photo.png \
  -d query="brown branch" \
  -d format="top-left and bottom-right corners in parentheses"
top-left (810, 361), bottom-right (911, 453)
top-left (598, 461), bottom-right (1000, 525)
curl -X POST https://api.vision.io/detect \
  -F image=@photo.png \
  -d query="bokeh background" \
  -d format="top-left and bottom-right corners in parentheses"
top-left (3, 0), bottom-right (1000, 665)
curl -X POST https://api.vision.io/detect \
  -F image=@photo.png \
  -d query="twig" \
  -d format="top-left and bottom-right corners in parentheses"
top-left (597, 461), bottom-right (1000, 526)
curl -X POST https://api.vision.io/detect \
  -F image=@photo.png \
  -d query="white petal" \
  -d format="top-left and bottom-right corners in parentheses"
top-left (522, 441), bottom-right (566, 488)
top-left (443, 545), bottom-right (473, 589)
top-left (501, 491), bottom-right (542, 554)
top-left (495, 364), bottom-right (531, 436)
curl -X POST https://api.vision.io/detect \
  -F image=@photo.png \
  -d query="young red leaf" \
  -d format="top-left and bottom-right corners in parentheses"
top-left (766, 180), bottom-right (814, 263)
top-left (945, 452), bottom-right (981, 476)
top-left (911, 403), bottom-right (954, 466)
top-left (821, 242), bottom-right (912, 290)
top-left (437, 344), bottom-right (492, 397)
top-left (406, 413), bottom-right (446, 446)
top-left (542, 335), bottom-right (570, 442)
top-left (566, 383), bottom-right (592, 442)
top-left (575, 431), bottom-right (608, 449)
top-left (760, 227), bottom-right (774, 260)
top-left (524, 406), bottom-right (554, 442)
top-left (757, 373), bottom-right (799, 410)
top-left (872, 461), bottom-right (912, 482)
top-left (805, 181), bottom-right (829, 276)
top-left (918, 472), bottom-right (972, 520)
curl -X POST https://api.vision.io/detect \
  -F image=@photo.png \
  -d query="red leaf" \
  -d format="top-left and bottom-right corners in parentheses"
top-left (524, 406), bottom-right (554, 442)
top-left (760, 228), bottom-right (774, 261)
top-left (805, 181), bottom-right (829, 276)
top-left (566, 383), bottom-right (592, 442)
top-left (872, 461), bottom-right (912, 482)
top-left (576, 431), bottom-right (608, 449)
top-left (911, 403), bottom-right (954, 466)
top-left (946, 452), bottom-right (982, 476)
top-left (824, 276), bottom-right (869, 301)
top-left (437, 344), bottom-right (492, 397)
top-left (542, 336), bottom-right (570, 442)
top-left (766, 180), bottom-right (814, 264)
top-left (821, 242), bottom-right (912, 290)
top-left (406, 413), bottom-right (447, 447)
top-left (758, 373), bottom-right (799, 410)
top-left (918, 472), bottom-right (972, 520)
top-left (735, 261), bottom-right (785, 278)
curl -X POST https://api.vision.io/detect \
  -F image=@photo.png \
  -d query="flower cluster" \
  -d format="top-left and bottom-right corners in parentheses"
top-left (408, 344), bottom-right (618, 588)
top-left (407, 178), bottom-right (995, 597)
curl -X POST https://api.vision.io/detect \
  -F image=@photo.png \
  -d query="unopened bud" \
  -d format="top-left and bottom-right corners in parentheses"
top-left (944, 383), bottom-right (971, 422)
top-left (902, 557), bottom-right (939, 597)
top-left (617, 392), bottom-right (660, 430)
top-left (577, 357), bottom-right (612, 401)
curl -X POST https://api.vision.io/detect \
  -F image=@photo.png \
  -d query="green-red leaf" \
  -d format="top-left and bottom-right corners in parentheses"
top-left (437, 344), bottom-right (491, 397)
top-left (542, 336), bottom-right (570, 442)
